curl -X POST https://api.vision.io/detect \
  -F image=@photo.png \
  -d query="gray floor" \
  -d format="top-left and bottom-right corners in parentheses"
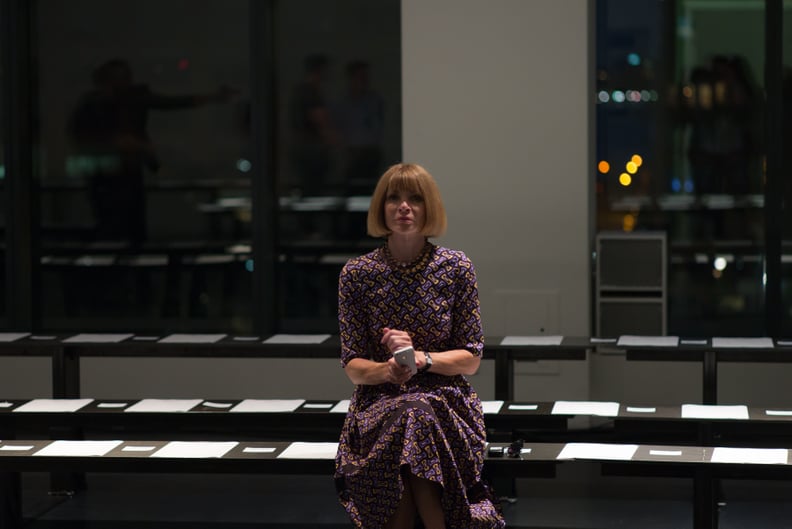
top-left (18, 471), bottom-right (792, 529)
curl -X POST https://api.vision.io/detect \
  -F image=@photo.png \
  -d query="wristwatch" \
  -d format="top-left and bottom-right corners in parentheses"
top-left (421, 351), bottom-right (433, 372)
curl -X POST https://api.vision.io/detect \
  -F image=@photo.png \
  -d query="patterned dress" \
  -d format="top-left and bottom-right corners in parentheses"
top-left (335, 243), bottom-right (505, 529)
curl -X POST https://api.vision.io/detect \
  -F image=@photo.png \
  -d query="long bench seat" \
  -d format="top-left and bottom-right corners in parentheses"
top-left (2, 438), bottom-right (792, 529)
top-left (0, 398), bottom-right (570, 440)
top-left (0, 332), bottom-right (591, 403)
top-left (7, 332), bottom-right (792, 405)
top-left (1, 438), bottom-right (785, 476)
top-left (6, 398), bottom-right (792, 445)
top-left (7, 397), bottom-right (792, 529)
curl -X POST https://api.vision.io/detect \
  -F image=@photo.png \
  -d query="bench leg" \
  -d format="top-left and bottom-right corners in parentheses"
top-left (48, 426), bottom-right (86, 494)
top-left (693, 467), bottom-right (718, 529)
top-left (487, 428), bottom-right (517, 499)
top-left (0, 472), bottom-right (21, 529)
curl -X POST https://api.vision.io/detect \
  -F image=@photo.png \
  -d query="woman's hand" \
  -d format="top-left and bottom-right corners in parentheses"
top-left (344, 356), bottom-right (413, 386)
top-left (380, 328), bottom-right (416, 384)
top-left (385, 357), bottom-right (413, 385)
top-left (380, 327), bottom-right (413, 352)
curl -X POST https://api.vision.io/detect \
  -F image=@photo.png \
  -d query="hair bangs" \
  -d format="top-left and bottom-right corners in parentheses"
top-left (386, 168), bottom-right (425, 198)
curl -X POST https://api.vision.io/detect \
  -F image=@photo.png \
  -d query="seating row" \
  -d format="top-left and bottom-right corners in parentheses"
top-left (6, 332), bottom-right (792, 403)
top-left (0, 332), bottom-right (588, 402)
top-left (2, 437), bottom-right (791, 529)
top-left (5, 331), bottom-right (792, 529)
top-left (5, 398), bottom-right (792, 444)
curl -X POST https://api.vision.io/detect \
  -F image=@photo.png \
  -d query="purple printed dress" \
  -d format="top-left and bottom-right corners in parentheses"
top-left (335, 243), bottom-right (505, 529)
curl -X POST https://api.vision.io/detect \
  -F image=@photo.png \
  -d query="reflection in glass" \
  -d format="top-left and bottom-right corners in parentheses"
top-left (781, 4), bottom-right (792, 332)
top-left (36, 0), bottom-right (251, 331)
top-left (0, 36), bottom-right (4, 322)
top-left (275, 0), bottom-right (401, 332)
top-left (68, 58), bottom-right (237, 245)
top-left (597, 0), bottom-right (767, 335)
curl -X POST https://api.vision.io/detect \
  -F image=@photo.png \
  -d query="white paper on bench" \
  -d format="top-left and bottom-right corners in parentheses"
top-left (34, 440), bottom-right (122, 457)
top-left (500, 335), bottom-right (563, 346)
top-left (125, 399), bottom-right (203, 413)
top-left (649, 450), bottom-right (683, 456)
top-left (552, 401), bottom-right (620, 417)
top-left (507, 404), bottom-right (538, 411)
top-left (680, 339), bottom-right (707, 345)
top-left (152, 441), bottom-right (238, 459)
top-left (202, 401), bottom-right (233, 409)
top-left (158, 334), bottom-right (226, 344)
top-left (230, 399), bottom-right (305, 413)
top-left (63, 333), bottom-right (133, 343)
top-left (303, 403), bottom-right (333, 409)
top-left (766, 409), bottom-right (792, 416)
top-left (625, 407), bottom-right (657, 413)
top-left (243, 446), bottom-right (277, 453)
top-left (13, 399), bottom-right (93, 413)
top-left (121, 445), bottom-right (157, 452)
top-left (711, 337), bottom-right (774, 348)
top-left (1, 445), bottom-right (35, 451)
top-left (262, 334), bottom-right (331, 344)
top-left (0, 332), bottom-right (29, 342)
top-left (331, 400), bottom-right (350, 413)
top-left (557, 443), bottom-right (638, 461)
top-left (681, 404), bottom-right (749, 420)
top-left (617, 335), bottom-right (679, 347)
top-left (711, 447), bottom-right (788, 465)
top-left (0, 402), bottom-right (13, 408)
top-left (97, 402), bottom-right (129, 409)
top-left (278, 442), bottom-right (338, 459)
top-left (481, 401), bottom-right (504, 414)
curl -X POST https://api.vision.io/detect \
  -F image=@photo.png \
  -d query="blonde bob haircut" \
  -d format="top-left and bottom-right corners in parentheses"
top-left (367, 163), bottom-right (447, 238)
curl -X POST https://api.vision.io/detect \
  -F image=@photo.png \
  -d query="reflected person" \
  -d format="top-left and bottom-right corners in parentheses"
top-left (680, 55), bottom-right (759, 196)
top-left (332, 60), bottom-right (385, 195)
top-left (288, 53), bottom-right (337, 197)
top-left (68, 58), bottom-right (235, 244)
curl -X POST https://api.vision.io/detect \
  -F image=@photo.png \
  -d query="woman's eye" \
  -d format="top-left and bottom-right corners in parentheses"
top-left (410, 195), bottom-right (423, 203)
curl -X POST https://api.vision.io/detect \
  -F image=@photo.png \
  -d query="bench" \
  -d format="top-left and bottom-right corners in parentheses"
top-left (6, 398), bottom-right (792, 444)
top-left (5, 397), bottom-right (792, 529)
top-left (0, 332), bottom-right (590, 402)
top-left (2, 438), bottom-right (791, 529)
top-left (0, 398), bottom-right (571, 443)
top-left (6, 333), bottom-right (792, 405)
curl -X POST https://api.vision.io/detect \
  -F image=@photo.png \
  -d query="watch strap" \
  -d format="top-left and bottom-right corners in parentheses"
top-left (421, 351), bottom-right (433, 372)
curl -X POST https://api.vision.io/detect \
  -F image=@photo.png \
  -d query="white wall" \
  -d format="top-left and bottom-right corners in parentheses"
top-left (401, 0), bottom-right (592, 400)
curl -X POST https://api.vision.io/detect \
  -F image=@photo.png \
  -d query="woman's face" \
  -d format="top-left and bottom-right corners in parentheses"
top-left (384, 187), bottom-right (425, 235)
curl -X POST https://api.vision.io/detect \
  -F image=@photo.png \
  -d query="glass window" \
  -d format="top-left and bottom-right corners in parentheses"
top-left (781, 1), bottom-right (792, 334)
top-left (274, 0), bottom-right (402, 332)
top-left (36, 0), bottom-right (252, 332)
top-left (597, 0), bottom-right (769, 336)
top-left (0, 34), bottom-right (4, 323)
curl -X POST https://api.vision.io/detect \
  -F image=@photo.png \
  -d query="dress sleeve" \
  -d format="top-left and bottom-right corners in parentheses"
top-left (338, 261), bottom-right (369, 366)
top-left (452, 253), bottom-right (485, 357)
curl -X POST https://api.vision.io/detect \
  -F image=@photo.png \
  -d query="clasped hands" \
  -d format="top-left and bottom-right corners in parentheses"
top-left (381, 327), bottom-right (427, 385)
